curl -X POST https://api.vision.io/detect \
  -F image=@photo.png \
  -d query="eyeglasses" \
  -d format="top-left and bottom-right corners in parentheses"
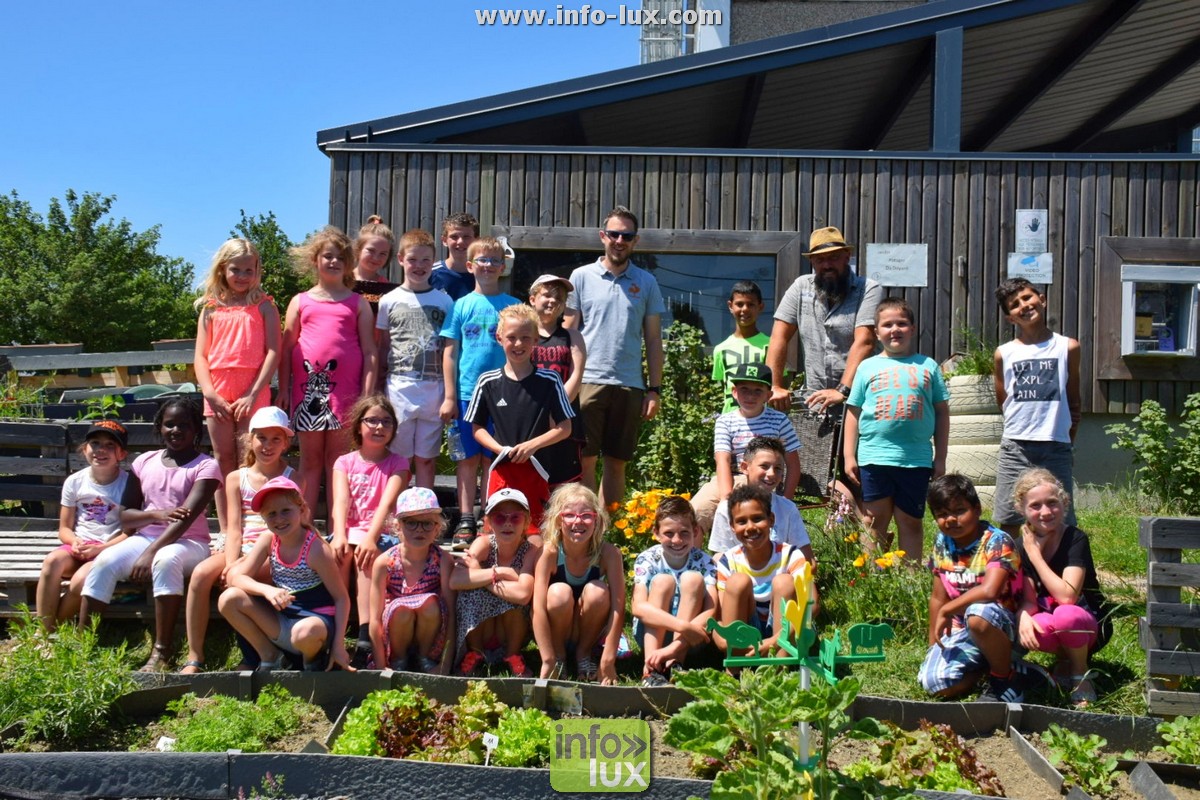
top-left (489, 511), bottom-right (526, 526)
top-left (562, 512), bottom-right (598, 524)
top-left (471, 257), bottom-right (503, 268)
top-left (362, 417), bottom-right (395, 428)
top-left (402, 518), bottom-right (438, 532)
top-left (603, 230), bottom-right (637, 242)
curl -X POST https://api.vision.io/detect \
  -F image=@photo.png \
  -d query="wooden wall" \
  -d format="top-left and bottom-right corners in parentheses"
top-left (326, 146), bottom-right (1200, 415)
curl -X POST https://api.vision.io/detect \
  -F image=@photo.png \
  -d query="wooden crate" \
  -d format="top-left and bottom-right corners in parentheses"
top-left (1140, 516), bottom-right (1200, 716)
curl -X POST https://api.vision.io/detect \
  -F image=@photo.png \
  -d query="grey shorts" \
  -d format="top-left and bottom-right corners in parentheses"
top-left (992, 438), bottom-right (1075, 526)
top-left (269, 608), bottom-right (335, 654)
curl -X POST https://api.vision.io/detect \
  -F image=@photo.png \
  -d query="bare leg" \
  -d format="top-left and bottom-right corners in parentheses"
top-left (967, 614), bottom-right (1013, 676)
top-left (78, 595), bottom-right (108, 629)
top-left (35, 550), bottom-right (78, 631)
top-left (182, 554), bottom-right (225, 670)
top-left (297, 431), bottom-right (326, 516)
top-left (893, 506), bottom-right (925, 561)
top-left (573, 581), bottom-right (611, 665)
top-left (580, 455), bottom-right (598, 494)
top-left (412, 456), bottom-right (436, 490)
top-left (58, 562), bottom-right (92, 625)
top-left (323, 429), bottom-right (349, 528)
top-left (862, 497), bottom-right (895, 552)
top-left (206, 416), bottom-right (238, 531)
top-left (599, 456), bottom-right (627, 509)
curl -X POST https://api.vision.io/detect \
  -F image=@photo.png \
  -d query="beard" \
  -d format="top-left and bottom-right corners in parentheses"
top-left (814, 269), bottom-right (850, 303)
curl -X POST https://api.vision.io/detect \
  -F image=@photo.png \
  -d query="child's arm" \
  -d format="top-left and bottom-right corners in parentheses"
top-left (481, 419), bottom-right (570, 464)
top-left (328, 466), bottom-right (351, 565)
top-left (230, 300), bottom-right (281, 421)
top-left (278, 295), bottom-right (301, 408)
top-left (531, 545), bottom-right (558, 673)
top-left (932, 399), bottom-right (950, 478)
top-left (439, 339), bottom-right (460, 423)
top-left (368, 555), bottom-right (389, 669)
top-left (843, 404), bottom-right (862, 485)
top-left (783, 447), bottom-right (802, 500)
top-left (931, 567), bottom-right (1011, 643)
top-left (355, 295), bottom-right (377, 397)
top-left (1017, 577), bottom-right (1043, 651)
top-left (227, 534), bottom-right (280, 600)
top-left (597, 542), bottom-right (627, 686)
top-left (564, 326), bottom-right (587, 403)
top-left (992, 347), bottom-right (1007, 407)
top-left (1066, 337), bottom-right (1082, 441)
top-left (57, 503), bottom-right (78, 547)
top-left (437, 551), bottom-right (457, 675)
top-left (356, 473), bottom-right (405, 572)
top-left (310, 538), bottom-right (354, 671)
top-left (194, 307), bottom-right (233, 421)
top-left (715, 451), bottom-right (735, 500)
top-left (449, 539), bottom-right (491, 590)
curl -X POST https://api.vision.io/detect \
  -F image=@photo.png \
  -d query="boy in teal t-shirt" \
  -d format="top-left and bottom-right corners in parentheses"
top-left (439, 236), bottom-right (519, 546)
top-left (712, 280), bottom-right (770, 413)
top-left (843, 297), bottom-right (949, 561)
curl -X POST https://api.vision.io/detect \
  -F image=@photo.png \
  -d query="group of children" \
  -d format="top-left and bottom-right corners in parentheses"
top-left (31, 211), bottom-right (1107, 704)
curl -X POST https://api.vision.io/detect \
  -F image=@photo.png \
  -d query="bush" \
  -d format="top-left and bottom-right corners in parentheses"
top-left (631, 322), bottom-right (722, 495)
top-left (0, 612), bottom-right (134, 747)
top-left (1106, 394), bottom-right (1200, 514)
top-left (160, 684), bottom-right (320, 753)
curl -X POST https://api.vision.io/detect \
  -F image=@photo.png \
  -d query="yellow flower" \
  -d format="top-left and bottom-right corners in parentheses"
top-left (853, 554), bottom-right (866, 568)
top-left (615, 519), bottom-right (629, 530)
top-left (894, 550), bottom-right (907, 559)
top-left (875, 557), bottom-right (893, 569)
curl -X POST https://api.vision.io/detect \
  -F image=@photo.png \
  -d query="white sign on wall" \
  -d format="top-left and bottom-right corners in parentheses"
top-left (1007, 252), bottom-right (1054, 283)
top-left (865, 243), bottom-right (928, 287)
top-left (1016, 209), bottom-right (1049, 253)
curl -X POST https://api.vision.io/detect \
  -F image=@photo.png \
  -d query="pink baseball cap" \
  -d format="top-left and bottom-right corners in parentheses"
top-left (250, 476), bottom-right (303, 512)
top-left (394, 487), bottom-right (441, 518)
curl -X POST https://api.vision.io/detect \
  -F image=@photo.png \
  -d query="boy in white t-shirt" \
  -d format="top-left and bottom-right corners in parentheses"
top-left (709, 436), bottom-right (813, 564)
top-left (375, 229), bottom-right (454, 489)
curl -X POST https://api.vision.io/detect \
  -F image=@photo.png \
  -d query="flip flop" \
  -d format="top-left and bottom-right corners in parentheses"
top-left (178, 660), bottom-right (205, 675)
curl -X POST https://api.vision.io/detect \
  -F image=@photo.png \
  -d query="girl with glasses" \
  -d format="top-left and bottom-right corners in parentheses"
top-left (369, 487), bottom-right (455, 672)
top-left (331, 394), bottom-right (410, 663)
top-left (532, 484), bottom-right (626, 684)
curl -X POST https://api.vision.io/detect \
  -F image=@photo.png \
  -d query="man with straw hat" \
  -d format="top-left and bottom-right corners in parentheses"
top-left (767, 226), bottom-right (881, 413)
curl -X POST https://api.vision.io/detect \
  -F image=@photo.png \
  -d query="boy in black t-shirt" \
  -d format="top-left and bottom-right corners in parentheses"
top-left (465, 303), bottom-right (576, 542)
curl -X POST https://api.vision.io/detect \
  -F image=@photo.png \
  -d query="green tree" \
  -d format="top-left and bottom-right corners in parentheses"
top-left (0, 190), bottom-right (195, 351)
top-left (231, 210), bottom-right (303, 313)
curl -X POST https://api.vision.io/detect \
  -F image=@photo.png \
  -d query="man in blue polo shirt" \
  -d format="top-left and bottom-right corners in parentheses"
top-left (564, 206), bottom-right (665, 508)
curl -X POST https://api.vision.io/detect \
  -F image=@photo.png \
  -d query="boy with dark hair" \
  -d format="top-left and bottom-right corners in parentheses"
top-left (430, 213), bottom-right (480, 301)
top-left (712, 280), bottom-right (770, 413)
top-left (992, 278), bottom-right (1081, 536)
top-left (918, 473), bottom-right (1026, 703)
top-left (440, 237), bottom-right (520, 547)
top-left (466, 303), bottom-right (575, 537)
top-left (529, 273), bottom-right (586, 486)
top-left (844, 296), bottom-right (949, 561)
top-left (708, 436), bottom-right (812, 563)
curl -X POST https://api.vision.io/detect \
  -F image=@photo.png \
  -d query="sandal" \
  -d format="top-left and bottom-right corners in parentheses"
top-left (576, 656), bottom-right (599, 683)
top-left (1069, 673), bottom-right (1097, 707)
top-left (139, 645), bottom-right (173, 673)
top-left (255, 652), bottom-right (285, 673)
top-left (178, 660), bottom-right (206, 675)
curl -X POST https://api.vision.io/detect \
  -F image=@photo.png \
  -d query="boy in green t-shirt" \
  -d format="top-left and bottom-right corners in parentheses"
top-left (712, 280), bottom-right (771, 413)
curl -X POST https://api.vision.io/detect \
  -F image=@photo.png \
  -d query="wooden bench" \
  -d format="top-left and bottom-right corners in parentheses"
top-left (0, 517), bottom-right (221, 621)
top-left (0, 340), bottom-right (197, 391)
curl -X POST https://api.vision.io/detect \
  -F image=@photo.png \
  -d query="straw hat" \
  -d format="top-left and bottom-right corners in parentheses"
top-left (803, 226), bottom-right (854, 257)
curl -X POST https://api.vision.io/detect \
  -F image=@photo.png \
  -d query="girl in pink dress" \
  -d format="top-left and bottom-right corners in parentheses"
top-left (279, 227), bottom-right (377, 520)
top-left (369, 487), bottom-right (454, 673)
top-left (194, 238), bottom-right (281, 530)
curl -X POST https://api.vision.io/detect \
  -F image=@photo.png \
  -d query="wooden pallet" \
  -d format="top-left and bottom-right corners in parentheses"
top-left (1141, 516), bottom-right (1200, 716)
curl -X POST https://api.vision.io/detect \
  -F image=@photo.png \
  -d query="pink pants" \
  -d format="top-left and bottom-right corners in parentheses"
top-left (1028, 604), bottom-right (1098, 652)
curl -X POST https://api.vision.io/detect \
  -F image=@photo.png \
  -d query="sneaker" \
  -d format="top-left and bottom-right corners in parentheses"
top-left (451, 519), bottom-right (476, 551)
top-left (350, 642), bottom-right (372, 670)
top-left (459, 650), bottom-right (486, 676)
top-left (503, 653), bottom-right (532, 678)
top-left (1013, 659), bottom-right (1053, 695)
top-left (641, 670), bottom-right (670, 688)
top-left (976, 673), bottom-right (1024, 704)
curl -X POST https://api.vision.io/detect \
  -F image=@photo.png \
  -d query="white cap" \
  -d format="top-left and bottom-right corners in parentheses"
top-left (485, 488), bottom-right (530, 514)
top-left (248, 406), bottom-right (294, 437)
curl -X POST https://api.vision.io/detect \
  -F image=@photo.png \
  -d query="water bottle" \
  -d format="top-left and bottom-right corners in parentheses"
top-left (446, 424), bottom-right (466, 461)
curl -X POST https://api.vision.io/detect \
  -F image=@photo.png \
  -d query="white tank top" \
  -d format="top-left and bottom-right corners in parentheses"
top-left (999, 332), bottom-right (1072, 443)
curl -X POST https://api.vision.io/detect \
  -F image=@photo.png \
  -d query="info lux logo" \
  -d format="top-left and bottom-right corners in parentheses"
top-left (550, 719), bottom-right (650, 792)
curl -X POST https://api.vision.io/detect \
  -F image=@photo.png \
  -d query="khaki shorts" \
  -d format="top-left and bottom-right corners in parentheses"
top-left (579, 383), bottom-right (643, 462)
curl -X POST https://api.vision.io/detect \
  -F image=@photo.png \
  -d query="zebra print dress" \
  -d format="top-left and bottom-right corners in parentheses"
top-left (289, 291), bottom-right (364, 431)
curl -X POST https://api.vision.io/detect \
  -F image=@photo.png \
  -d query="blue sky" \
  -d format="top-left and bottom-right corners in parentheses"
top-left (2, 1), bottom-right (640, 275)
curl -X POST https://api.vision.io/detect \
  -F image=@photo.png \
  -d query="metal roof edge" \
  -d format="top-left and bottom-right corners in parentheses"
top-left (316, 0), bottom-right (1089, 149)
top-left (320, 141), bottom-right (1200, 162)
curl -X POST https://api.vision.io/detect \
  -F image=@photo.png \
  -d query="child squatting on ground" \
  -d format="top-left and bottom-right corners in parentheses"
top-left (219, 476), bottom-right (352, 672)
top-left (631, 495), bottom-right (718, 687)
top-left (918, 473), bottom-right (1029, 703)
